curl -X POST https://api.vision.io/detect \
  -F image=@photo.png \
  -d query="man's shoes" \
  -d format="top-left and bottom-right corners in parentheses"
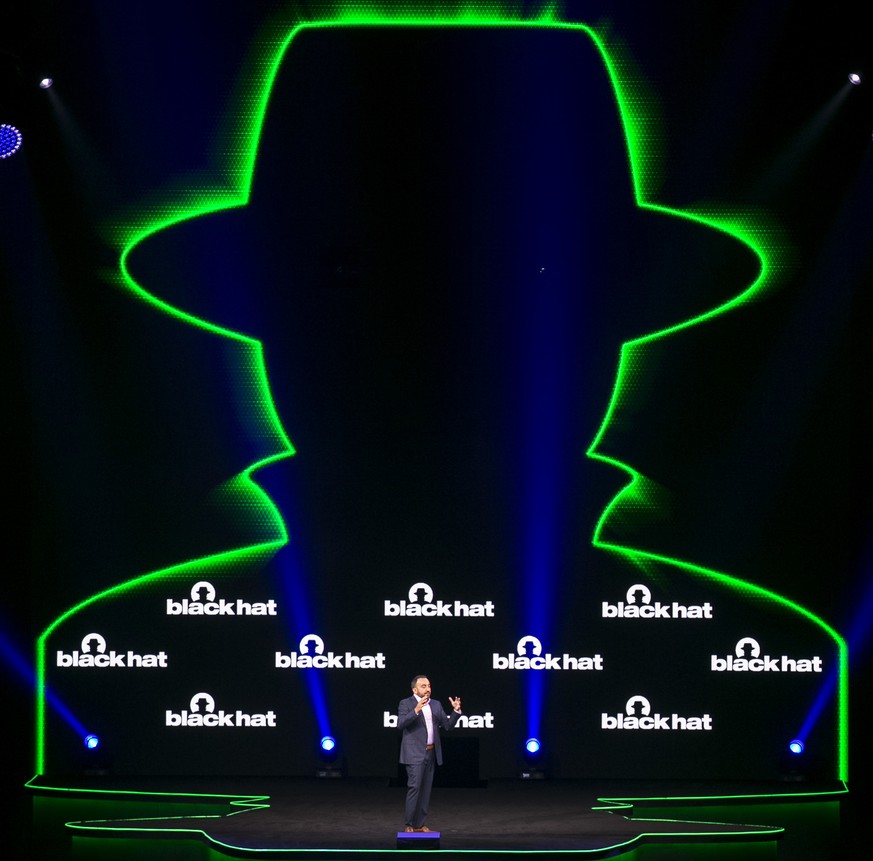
top-left (404, 826), bottom-right (415, 832)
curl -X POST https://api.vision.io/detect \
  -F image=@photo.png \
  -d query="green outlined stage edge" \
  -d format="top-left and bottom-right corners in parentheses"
top-left (27, 774), bottom-right (825, 857)
top-left (33, 1), bottom-right (847, 785)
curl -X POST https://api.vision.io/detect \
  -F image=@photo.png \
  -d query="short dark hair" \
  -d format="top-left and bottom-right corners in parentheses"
top-left (411, 674), bottom-right (429, 688)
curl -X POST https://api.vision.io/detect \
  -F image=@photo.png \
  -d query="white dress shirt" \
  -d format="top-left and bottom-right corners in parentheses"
top-left (415, 694), bottom-right (435, 745)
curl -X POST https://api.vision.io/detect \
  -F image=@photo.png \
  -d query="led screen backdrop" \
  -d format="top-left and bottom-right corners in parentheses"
top-left (11, 2), bottom-right (869, 791)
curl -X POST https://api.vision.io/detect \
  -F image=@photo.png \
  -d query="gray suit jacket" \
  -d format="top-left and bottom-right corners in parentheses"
top-left (397, 695), bottom-right (460, 766)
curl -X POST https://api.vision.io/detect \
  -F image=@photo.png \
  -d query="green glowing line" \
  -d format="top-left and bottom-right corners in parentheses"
top-left (34, 1), bottom-right (848, 789)
top-left (595, 780), bottom-right (849, 806)
top-left (34, 776), bottom-right (845, 856)
top-left (25, 775), bottom-right (271, 810)
top-left (62, 814), bottom-right (783, 855)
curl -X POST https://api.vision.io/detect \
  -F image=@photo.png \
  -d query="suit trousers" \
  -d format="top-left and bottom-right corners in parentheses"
top-left (404, 748), bottom-right (435, 827)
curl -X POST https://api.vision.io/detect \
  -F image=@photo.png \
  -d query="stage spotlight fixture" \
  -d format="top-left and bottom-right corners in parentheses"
top-left (848, 72), bottom-right (862, 85)
top-left (81, 733), bottom-right (113, 776)
top-left (316, 735), bottom-right (343, 778)
top-left (520, 737), bottom-right (545, 780)
top-left (0, 123), bottom-right (23, 159)
top-left (39, 77), bottom-right (53, 89)
top-left (779, 738), bottom-right (817, 782)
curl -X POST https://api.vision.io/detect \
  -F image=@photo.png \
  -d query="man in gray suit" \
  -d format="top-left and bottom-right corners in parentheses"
top-left (398, 675), bottom-right (462, 832)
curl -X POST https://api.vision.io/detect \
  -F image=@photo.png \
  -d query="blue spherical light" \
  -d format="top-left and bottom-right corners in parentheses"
top-left (320, 735), bottom-right (336, 753)
top-left (788, 739), bottom-right (804, 755)
top-left (525, 737), bottom-right (541, 755)
top-left (84, 734), bottom-right (100, 750)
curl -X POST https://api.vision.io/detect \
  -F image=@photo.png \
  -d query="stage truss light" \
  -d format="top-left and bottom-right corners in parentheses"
top-left (0, 124), bottom-right (23, 159)
top-left (320, 735), bottom-right (336, 754)
top-left (848, 72), bottom-right (862, 86)
top-left (789, 739), bottom-right (805, 755)
top-left (84, 734), bottom-right (100, 750)
top-left (39, 77), bottom-right (53, 89)
top-left (525, 737), bottom-right (541, 755)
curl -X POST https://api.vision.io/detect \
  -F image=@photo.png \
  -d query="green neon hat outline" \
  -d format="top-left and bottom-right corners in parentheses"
top-left (34, 3), bottom-right (847, 786)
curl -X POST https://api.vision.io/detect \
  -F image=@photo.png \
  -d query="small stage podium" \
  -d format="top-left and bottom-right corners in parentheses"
top-left (396, 830), bottom-right (440, 849)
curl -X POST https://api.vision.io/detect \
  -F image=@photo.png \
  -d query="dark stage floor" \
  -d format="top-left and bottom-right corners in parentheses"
top-left (23, 774), bottom-right (853, 859)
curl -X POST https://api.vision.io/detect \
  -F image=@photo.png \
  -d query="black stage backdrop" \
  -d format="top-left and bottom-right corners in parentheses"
top-left (4, 0), bottom-right (872, 826)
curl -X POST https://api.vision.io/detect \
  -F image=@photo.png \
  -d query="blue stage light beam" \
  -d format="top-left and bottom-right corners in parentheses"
top-left (0, 624), bottom-right (91, 742)
top-left (275, 550), bottom-right (333, 741)
top-left (795, 534), bottom-right (873, 751)
top-left (518, 271), bottom-right (576, 746)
